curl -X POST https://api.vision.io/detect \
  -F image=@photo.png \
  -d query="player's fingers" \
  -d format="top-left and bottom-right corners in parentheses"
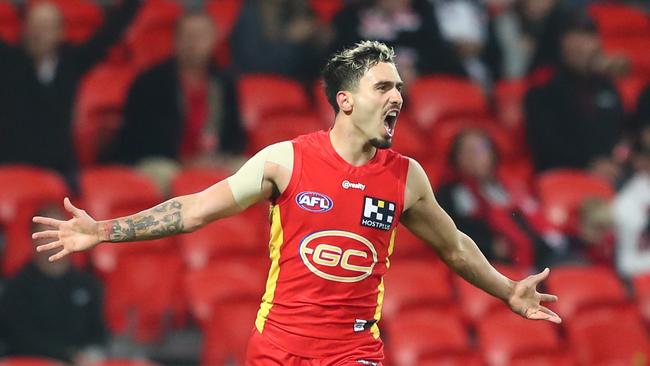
top-left (527, 306), bottom-right (562, 324)
top-left (64, 197), bottom-right (84, 217)
top-left (49, 248), bottom-right (70, 262)
top-left (36, 241), bottom-right (63, 252)
top-left (539, 293), bottom-right (558, 303)
top-left (32, 230), bottom-right (59, 240)
top-left (33, 216), bottom-right (64, 228)
top-left (527, 267), bottom-right (550, 285)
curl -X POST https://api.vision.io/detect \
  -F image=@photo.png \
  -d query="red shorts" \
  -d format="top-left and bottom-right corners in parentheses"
top-left (245, 329), bottom-right (383, 366)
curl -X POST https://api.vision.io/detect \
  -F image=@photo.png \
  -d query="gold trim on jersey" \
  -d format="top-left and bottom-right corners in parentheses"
top-left (370, 228), bottom-right (397, 338)
top-left (255, 204), bottom-right (284, 333)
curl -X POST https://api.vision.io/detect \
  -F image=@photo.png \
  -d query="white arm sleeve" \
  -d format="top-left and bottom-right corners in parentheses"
top-left (226, 141), bottom-right (294, 208)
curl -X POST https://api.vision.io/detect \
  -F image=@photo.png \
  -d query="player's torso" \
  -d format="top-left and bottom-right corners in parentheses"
top-left (255, 131), bottom-right (409, 357)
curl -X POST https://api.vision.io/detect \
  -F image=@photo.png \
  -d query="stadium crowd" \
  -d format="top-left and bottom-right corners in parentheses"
top-left (0, 0), bottom-right (649, 365)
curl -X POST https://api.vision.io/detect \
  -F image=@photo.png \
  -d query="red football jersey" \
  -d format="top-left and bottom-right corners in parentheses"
top-left (255, 130), bottom-right (410, 358)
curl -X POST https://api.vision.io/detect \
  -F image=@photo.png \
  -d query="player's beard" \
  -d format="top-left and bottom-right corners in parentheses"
top-left (369, 136), bottom-right (392, 149)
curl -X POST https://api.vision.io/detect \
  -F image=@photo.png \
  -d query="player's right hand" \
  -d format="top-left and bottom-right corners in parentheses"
top-left (32, 197), bottom-right (102, 262)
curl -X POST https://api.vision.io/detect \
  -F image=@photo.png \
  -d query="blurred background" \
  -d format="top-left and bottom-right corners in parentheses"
top-left (0, 0), bottom-right (649, 365)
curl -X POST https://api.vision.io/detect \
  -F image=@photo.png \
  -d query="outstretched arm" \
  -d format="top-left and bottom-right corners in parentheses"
top-left (33, 142), bottom-right (294, 262)
top-left (400, 158), bottom-right (561, 323)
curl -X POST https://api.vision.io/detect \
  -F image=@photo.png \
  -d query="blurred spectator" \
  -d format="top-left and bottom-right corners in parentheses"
top-left (637, 84), bottom-right (650, 130)
top-left (524, 12), bottom-right (625, 180)
top-left (613, 126), bottom-right (650, 278)
top-left (436, 129), bottom-right (549, 268)
top-left (102, 13), bottom-right (246, 193)
top-left (488, 0), bottom-right (564, 78)
top-left (0, 0), bottom-right (140, 192)
top-left (432, 0), bottom-right (503, 90)
top-left (230, 0), bottom-right (330, 82)
top-left (537, 197), bottom-right (615, 269)
top-left (0, 206), bottom-right (107, 364)
top-left (331, 0), bottom-right (464, 85)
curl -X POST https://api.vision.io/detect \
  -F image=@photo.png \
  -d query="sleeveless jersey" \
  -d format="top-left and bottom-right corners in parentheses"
top-left (254, 130), bottom-right (410, 358)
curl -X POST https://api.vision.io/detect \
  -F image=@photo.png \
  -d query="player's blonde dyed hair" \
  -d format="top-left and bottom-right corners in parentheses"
top-left (322, 41), bottom-right (396, 114)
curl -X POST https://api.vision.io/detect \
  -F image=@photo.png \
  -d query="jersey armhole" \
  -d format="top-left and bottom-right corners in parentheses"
top-left (275, 140), bottom-right (302, 206)
top-left (396, 156), bottom-right (410, 218)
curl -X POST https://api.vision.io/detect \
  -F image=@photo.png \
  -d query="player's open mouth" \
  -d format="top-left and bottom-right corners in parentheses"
top-left (383, 109), bottom-right (399, 137)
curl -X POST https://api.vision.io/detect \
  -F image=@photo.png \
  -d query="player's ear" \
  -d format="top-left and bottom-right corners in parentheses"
top-left (337, 91), bottom-right (353, 113)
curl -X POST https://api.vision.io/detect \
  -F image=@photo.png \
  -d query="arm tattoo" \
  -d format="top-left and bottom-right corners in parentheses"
top-left (108, 200), bottom-right (184, 242)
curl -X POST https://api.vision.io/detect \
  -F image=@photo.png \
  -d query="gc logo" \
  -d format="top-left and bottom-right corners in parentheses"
top-left (299, 230), bottom-right (378, 283)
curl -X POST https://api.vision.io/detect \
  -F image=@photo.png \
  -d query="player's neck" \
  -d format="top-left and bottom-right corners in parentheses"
top-left (330, 121), bottom-right (376, 167)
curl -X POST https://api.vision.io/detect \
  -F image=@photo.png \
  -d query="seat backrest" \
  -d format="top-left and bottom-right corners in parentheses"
top-left (408, 76), bottom-right (488, 128)
top-left (544, 266), bottom-right (627, 319)
top-left (477, 311), bottom-right (561, 366)
top-left (568, 307), bottom-right (649, 366)
top-left (246, 112), bottom-right (325, 154)
top-left (536, 169), bottom-right (614, 228)
top-left (588, 3), bottom-right (650, 37)
top-left (237, 74), bottom-right (311, 129)
top-left (80, 166), bottom-right (161, 220)
top-left (0, 1), bottom-right (20, 44)
top-left (387, 308), bottom-right (471, 366)
top-left (382, 259), bottom-right (452, 321)
top-left (0, 357), bottom-right (65, 366)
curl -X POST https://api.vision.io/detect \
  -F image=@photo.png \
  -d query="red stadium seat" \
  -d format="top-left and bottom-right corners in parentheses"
top-left (124, 0), bottom-right (183, 70)
top-left (391, 224), bottom-right (439, 261)
top-left (510, 352), bottom-right (576, 366)
top-left (455, 265), bottom-right (528, 323)
top-left (633, 273), bottom-right (650, 324)
top-left (588, 4), bottom-right (650, 37)
top-left (428, 117), bottom-right (515, 162)
top-left (237, 74), bottom-right (312, 129)
top-left (602, 37), bottom-right (650, 76)
top-left (494, 78), bottom-right (528, 129)
top-left (246, 112), bottom-right (325, 154)
top-left (103, 251), bottom-right (185, 342)
top-left (201, 299), bottom-right (260, 366)
top-left (476, 311), bottom-right (562, 366)
top-left (185, 261), bottom-right (266, 323)
top-left (389, 114), bottom-right (430, 162)
top-left (310, 0), bottom-right (343, 23)
top-left (0, 165), bottom-right (69, 276)
top-left (0, 357), bottom-right (65, 366)
top-left (79, 166), bottom-right (162, 220)
top-left (206, 0), bottom-right (242, 67)
top-left (170, 167), bottom-right (231, 196)
top-left (382, 259), bottom-right (452, 324)
top-left (417, 354), bottom-right (483, 366)
top-left (386, 308), bottom-right (473, 366)
top-left (0, 1), bottom-right (20, 44)
top-left (408, 76), bottom-right (488, 129)
top-left (74, 63), bottom-right (137, 166)
top-left (91, 360), bottom-right (160, 366)
top-left (536, 169), bottom-right (614, 228)
top-left (52, 0), bottom-right (103, 43)
top-left (178, 216), bottom-right (264, 269)
top-left (567, 307), bottom-right (649, 366)
top-left (544, 266), bottom-right (627, 320)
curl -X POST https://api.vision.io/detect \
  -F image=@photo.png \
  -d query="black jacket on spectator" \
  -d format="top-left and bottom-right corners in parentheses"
top-left (524, 68), bottom-right (624, 172)
top-left (637, 84), bottom-right (650, 128)
top-left (0, 0), bottom-right (139, 188)
top-left (102, 59), bottom-right (246, 164)
top-left (0, 262), bottom-right (107, 362)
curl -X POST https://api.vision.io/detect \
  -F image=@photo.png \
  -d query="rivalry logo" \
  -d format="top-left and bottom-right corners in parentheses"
top-left (295, 191), bottom-right (333, 213)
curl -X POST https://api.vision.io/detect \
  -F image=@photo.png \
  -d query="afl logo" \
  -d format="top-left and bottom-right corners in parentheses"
top-left (296, 191), bottom-right (333, 213)
top-left (299, 230), bottom-right (378, 283)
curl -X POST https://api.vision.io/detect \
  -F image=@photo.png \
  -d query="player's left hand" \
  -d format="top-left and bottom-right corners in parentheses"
top-left (507, 267), bottom-right (562, 324)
